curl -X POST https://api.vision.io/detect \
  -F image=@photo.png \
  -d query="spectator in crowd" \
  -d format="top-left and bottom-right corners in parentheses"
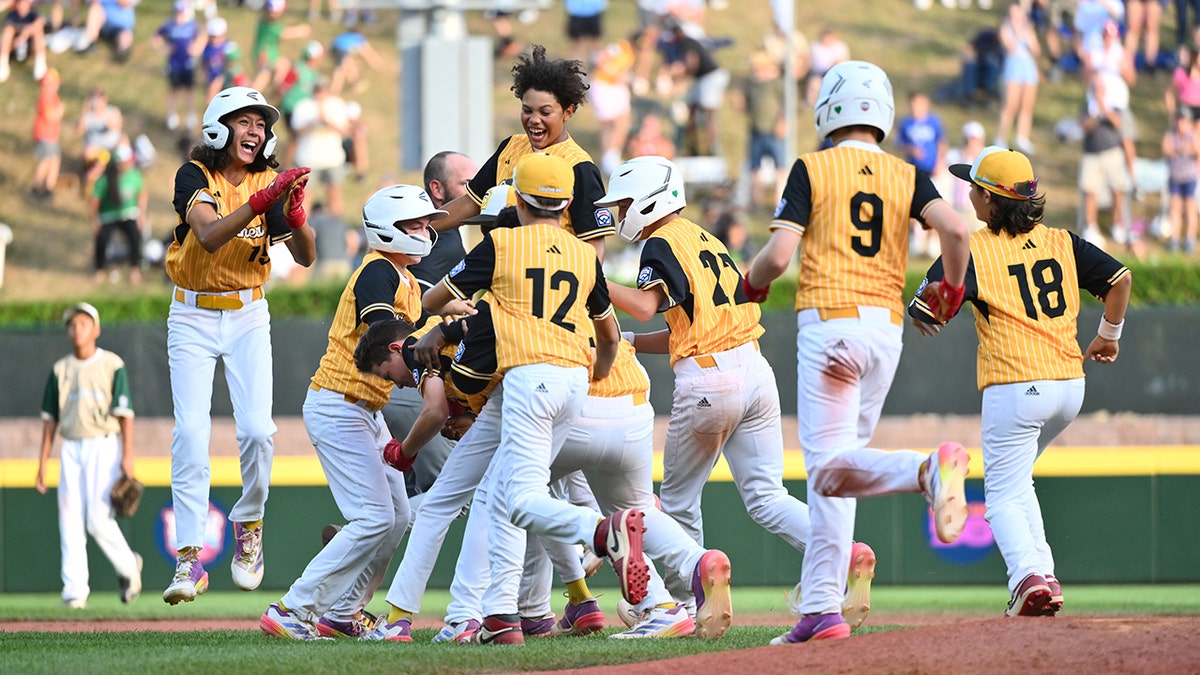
top-left (898, 90), bottom-right (948, 256)
top-left (1073, 0), bottom-right (1122, 56)
top-left (291, 79), bottom-right (348, 218)
top-left (307, 200), bottom-right (349, 280)
top-left (996, 2), bottom-right (1040, 154)
top-left (153, 0), bottom-right (206, 133)
top-left (200, 16), bottom-right (229, 101)
top-left (625, 111), bottom-right (676, 160)
top-left (206, 41), bottom-right (248, 102)
top-left (1079, 70), bottom-right (1133, 248)
top-left (307, 0), bottom-right (338, 23)
top-left (486, 3), bottom-right (523, 59)
top-left (76, 86), bottom-right (122, 194)
top-left (276, 39), bottom-right (323, 164)
top-left (31, 67), bottom-right (64, 199)
top-left (1162, 113), bottom-right (1200, 253)
top-left (664, 17), bottom-right (729, 155)
top-left (251, 0), bottom-right (309, 91)
top-left (1, 0), bottom-right (47, 82)
top-left (702, 180), bottom-right (753, 265)
top-left (1175, 0), bottom-right (1200, 49)
top-left (89, 140), bottom-right (146, 284)
top-left (328, 26), bottom-right (382, 95)
top-left (959, 27), bottom-right (1003, 103)
top-left (1083, 19), bottom-right (1135, 85)
top-left (805, 27), bottom-right (849, 106)
top-left (1124, 0), bottom-right (1162, 72)
top-left (74, 0), bottom-right (137, 62)
top-left (342, 99), bottom-right (367, 181)
top-left (564, 0), bottom-right (606, 63)
top-left (944, 120), bottom-right (988, 228)
top-left (588, 39), bottom-right (634, 174)
top-left (740, 49), bottom-right (786, 209)
top-left (1165, 43), bottom-right (1200, 121)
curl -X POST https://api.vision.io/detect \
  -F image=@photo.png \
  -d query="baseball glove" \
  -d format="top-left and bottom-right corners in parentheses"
top-left (110, 475), bottom-right (144, 518)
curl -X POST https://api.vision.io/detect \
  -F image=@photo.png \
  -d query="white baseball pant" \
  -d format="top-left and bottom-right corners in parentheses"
top-left (167, 298), bottom-right (275, 549)
top-left (982, 378), bottom-right (1084, 594)
top-left (280, 387), bottom-right (410, 624)
top-left (57, 435), bottom-right (140, 603)
top-left (659, 341), bottom-right (812, 603)
top-left (794, 311), bottom-right (927, 615)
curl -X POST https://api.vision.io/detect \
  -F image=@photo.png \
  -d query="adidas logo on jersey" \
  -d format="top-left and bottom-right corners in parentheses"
top-left (546, 245), bottom-right (562, 254)
top-left (1022, 240), bottom-right (1037, 250)
top-left (697, 397), bottom-right (712, 408)
top-left (535, 383), bottom-right (549, 393)
top-left (859, 165), bottom-right (873, 176)
top-left (1025, 385), bottom-right (1039, 396)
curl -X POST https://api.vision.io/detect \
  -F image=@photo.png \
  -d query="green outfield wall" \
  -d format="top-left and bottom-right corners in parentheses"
top-left (2, 461), bottom-right (1198, 593)
top-left (1, 307), bottom-right (1197, 418)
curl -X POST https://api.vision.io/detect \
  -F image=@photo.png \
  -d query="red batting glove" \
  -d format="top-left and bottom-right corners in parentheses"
top-left (446, 397), bottom-right (468, 418)
top-left (741, 275), bottom-right (771, 303)
top-left (383, 439), bottom-right (416, 472)
top-left (921, 280), bottom-right (965, 323)
top-left (248, 167), bottom-right (310, 215)
top-left (284, 177), bottom-right (308, 229)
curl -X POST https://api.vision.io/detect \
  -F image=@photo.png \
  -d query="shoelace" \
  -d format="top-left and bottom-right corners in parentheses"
top-left (173, 558), bottom-right (196, 582)
top-left (236, 527), bottom-right (262, 564)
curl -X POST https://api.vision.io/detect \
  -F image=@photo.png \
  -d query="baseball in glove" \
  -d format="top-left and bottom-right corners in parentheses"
top-left (110, 475), bottom-right (144, 518)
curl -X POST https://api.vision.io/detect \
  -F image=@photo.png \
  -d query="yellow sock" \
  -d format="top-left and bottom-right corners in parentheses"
top-left (566, 579), bottom-right (592, 605)
top-left (244, 519), bottom-right (263, 530)
top-left (278, 600), bottom-right (290, 612)
top-left (656, 602), bottom-right (676, 609)
top-left (387, 605), bottom-right (413, 624)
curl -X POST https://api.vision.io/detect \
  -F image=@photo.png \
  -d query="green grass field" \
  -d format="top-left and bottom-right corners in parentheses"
top-left (2, 587), bottom-right (1198, 673)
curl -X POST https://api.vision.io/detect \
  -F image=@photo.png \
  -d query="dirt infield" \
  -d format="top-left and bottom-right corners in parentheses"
top-left (6, 614), bottom-right (1198, 673)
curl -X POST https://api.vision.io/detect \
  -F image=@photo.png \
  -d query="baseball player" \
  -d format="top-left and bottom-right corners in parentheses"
top-left (36, 303), bottom-right (142, 609)
top-left (909, 147), bottom-right (1131, 617)
top-left (601, 156), bottom-right (842, 626)
top-left (422, 153), bottom-right (642, 646)
top-left (743, 60), bottom-right (972, 644)
top-left (383, 150), bottom-right (479, 504)
top-left (259, 184), bottom-right (443, 640)
top-left (432, 44), bottom-right (615, 259)
top-left (163, 86), bottom-right (314, 605)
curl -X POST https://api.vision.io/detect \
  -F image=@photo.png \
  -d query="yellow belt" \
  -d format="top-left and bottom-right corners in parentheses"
top-left (174, 287), bottom-right (264, 311)
top-left (818, 306), bottom-right (904, 326)
top-left (309, 383), bottom-right (383, 412)
top-left (694, 341), bottom-right (759, 369)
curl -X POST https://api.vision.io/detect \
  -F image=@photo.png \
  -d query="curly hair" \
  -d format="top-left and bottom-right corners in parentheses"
top-left (188, 114), bottom-right (280, 174)
top-left (983, 190), bottom-right (1045, 237)
top-left (510, 44), bottom-right (589, 110)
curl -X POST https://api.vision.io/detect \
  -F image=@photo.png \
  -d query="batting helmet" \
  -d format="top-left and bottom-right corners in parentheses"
top-left (596, 155), bottom-right (686, 242)
top-left (201, 86), bottom-right (281, 158)
top-left (814, 60), bottom-right (895, 142)
top-left (361, 184), bottom-right (446, 257)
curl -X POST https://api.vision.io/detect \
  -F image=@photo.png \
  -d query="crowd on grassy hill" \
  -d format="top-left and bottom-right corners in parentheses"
top-left (3, 0), bottom-right (1199, 292)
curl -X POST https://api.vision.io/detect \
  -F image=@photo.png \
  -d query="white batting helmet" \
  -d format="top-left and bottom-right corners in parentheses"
top-left (814, 60), bottom-right (895, 142)
top-left (361, 185), bottom-right (446, 256)
top-left (596, 155), bottom-right (686, 242)
top-left (201, 86), bottom-right (281, 157)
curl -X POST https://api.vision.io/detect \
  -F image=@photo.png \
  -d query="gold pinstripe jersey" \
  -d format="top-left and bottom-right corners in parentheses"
top-left (311, 251), bottom-right (424, 409)
top-left (771, 143), bottom-right (944, 314)
top-left (909, 223), bottom-right (1130, 389)
top-left (167, 161), bottom-right (293, 292)
top-left (443, 223), bottom-right (613, 373)
top-left (466, 134), bottom-right (616, 240)
top-left (588, 338), bottom-right (650, 398)
top-left (636, 216), bottom-right (764, 366)
top-left (408, 315), bottom-right (498, 416)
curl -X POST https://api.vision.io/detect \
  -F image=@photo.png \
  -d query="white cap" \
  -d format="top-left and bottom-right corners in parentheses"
top-left (962, 120), bottom-right (985, 140)
top-left (207, 17), bottom-right (227, 36)
top-left (63, 302), bottom-right (100, 328)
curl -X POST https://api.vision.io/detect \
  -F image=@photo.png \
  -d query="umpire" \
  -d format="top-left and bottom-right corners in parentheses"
top-left (382, 150), bottom-right (479, 500)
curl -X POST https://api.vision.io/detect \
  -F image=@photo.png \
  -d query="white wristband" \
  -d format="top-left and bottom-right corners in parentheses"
top-left (621, 331), bottom-right (636, 346)
top-left (1098, 316), bottom-right (1123, 341)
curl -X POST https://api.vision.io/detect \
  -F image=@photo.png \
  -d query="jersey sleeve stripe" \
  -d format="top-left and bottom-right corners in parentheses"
top-left (358, 302), bottom-right (397, 319)
top-left (444, 278), bottom-right (470, 301)
top-left (769, 219), bottom-right (805, 236)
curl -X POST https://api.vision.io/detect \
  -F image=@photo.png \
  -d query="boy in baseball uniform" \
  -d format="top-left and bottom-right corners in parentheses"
top-left (910, 147), bottom-right (1131, 617)
top-left (36, 303), bottom-right (142, 609)
top-left (259, 184), bottom-right (442, 640)
top-left (744, 60), bottom-right (972, 644)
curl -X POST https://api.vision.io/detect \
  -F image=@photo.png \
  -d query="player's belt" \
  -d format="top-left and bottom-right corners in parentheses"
top-left (801, 306), bottom-right (903, 327)
top-left (309, 383), bottom-right (384, 412)
top-left (691, 340), bottom-right (760, 370)
top-left (174, 287), bottom-right (264, 311)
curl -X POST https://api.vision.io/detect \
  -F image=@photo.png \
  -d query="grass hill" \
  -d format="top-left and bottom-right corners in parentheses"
top-left (0, 0), bottom-right (1185, 305)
